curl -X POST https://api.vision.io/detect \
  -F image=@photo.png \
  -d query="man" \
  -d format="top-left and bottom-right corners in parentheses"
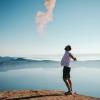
top-left (61, 45), bottom-right (76, 95)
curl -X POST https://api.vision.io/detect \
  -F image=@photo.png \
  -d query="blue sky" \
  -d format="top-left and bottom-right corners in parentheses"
top-left (0, 0), bottom-right (100, 57)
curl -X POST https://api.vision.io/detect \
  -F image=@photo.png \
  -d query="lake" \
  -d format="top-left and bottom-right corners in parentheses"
top-left (0, 60), bottom-right (100, 98)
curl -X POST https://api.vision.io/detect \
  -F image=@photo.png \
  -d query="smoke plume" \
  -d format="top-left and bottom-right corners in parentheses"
top-left (36, 0), bottom-right (56, 34)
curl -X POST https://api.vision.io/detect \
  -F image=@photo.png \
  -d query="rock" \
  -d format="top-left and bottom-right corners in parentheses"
top-left (0, 90), bottom-right (99, 100)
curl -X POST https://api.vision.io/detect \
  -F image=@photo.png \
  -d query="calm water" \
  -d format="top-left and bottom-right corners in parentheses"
top-left (0, 61), bottom-right (100, 98)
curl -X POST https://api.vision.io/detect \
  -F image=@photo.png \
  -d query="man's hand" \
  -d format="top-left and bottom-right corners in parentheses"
top-left (69, 53), bottom-right (77, 61)
top-left (73, 57), bottom-right (77, 61)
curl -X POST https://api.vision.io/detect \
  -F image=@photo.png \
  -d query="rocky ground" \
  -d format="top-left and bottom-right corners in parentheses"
top-left (0, 90), bottom-right (100, 100)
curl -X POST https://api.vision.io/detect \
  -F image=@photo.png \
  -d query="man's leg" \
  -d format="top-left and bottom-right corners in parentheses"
top-left (67, 79), bottom-right (72, 91)
top-left (63, 78), bottom-right (71, 92)
top-left (63, 66), bottom-right (72, 94)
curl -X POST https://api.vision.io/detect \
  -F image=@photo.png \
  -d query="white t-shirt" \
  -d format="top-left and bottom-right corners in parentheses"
top-left (61, 51), bottom-right (71, 67)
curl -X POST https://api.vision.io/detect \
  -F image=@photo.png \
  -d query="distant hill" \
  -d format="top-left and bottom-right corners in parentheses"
top-left (0, 56), bottom-right (58, 66)
top-left (0, 57), bottom-right (32, 65)
top-left (0, 56), bottom-right (59, 72)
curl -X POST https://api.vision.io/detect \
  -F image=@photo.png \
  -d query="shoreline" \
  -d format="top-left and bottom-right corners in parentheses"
top-left (0, 90), bottom-right (100, 100)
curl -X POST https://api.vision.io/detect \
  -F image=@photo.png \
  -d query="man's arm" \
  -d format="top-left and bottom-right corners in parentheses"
top-left (69, 53), bottom-right (77, 61)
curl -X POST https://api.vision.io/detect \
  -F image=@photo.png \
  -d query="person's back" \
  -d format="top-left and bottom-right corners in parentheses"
top-left (61, 51), bottom-right (71, 67)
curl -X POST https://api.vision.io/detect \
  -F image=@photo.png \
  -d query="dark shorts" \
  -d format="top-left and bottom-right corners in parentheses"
top-left (63, 66), bottom-right (71, 79)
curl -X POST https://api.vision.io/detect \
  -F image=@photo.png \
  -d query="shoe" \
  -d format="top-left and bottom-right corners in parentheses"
top-left (64, 91), bottom-right (72, 95)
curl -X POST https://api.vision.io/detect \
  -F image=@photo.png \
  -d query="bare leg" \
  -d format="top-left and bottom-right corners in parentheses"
top-left (67, 79), bottom-right (72, 91)
top-left (63, 78), bottom-right (71, 91)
